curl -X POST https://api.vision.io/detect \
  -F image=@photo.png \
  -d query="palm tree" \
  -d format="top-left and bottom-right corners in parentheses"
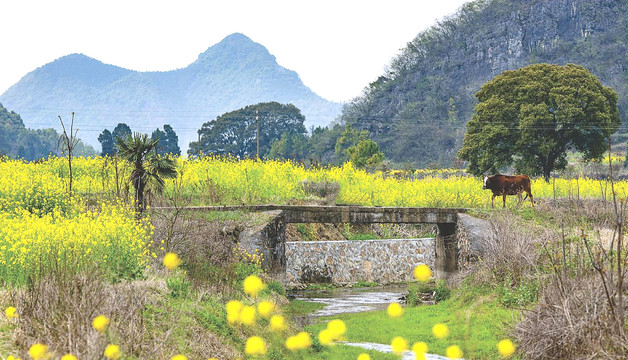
top-left (116, 133), bottom-right (177, 212)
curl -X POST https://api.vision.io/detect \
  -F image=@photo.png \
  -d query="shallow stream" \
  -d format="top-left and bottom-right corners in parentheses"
top-left (289, 285), bottom-right (456, 360)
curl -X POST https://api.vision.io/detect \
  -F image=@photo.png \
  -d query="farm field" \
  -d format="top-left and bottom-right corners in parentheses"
top-left (0, 155), bottom-right (627, 359)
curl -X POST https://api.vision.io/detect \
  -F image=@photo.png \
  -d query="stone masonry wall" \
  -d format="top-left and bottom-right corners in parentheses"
top-left (284, 238), bottom-right (435, 287)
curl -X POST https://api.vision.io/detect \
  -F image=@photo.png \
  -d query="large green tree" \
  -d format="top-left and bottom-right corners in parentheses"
top-left (458, 63), bottom-right (621, 181)
top-left (189, 102), bottom-right (306, 158)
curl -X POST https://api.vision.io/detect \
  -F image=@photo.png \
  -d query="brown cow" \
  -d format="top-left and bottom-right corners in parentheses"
top-left (483, 174), bottom-right (534, 208)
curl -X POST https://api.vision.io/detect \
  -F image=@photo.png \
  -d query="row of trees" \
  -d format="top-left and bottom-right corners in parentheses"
top-left (98, 124), bottom-right (180, 156)
top-left (188, 102), bottom-right (384, 168)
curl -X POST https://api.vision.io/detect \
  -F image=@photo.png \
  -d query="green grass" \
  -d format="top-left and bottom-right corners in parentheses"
top-left (353, 280), bottom-right (379, 288)
top-left (306, 285), bottom-right (519, 360)
top-left (284, 300), bottom-right (326, 318)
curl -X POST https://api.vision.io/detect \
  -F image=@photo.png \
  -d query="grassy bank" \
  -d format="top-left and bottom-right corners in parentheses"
top-left (305, 283), bottom-right (519, 359)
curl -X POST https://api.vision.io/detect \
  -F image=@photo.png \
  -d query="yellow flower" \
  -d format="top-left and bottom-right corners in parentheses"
top-left (391, 336), bottom-right (408, 354)
top-left (5, 306), bottom-right (18, 319)
top-left (269, 314), bottom-right (287, 332)
top-left (318, 328), bottom-right (334, 346)
top-left (61, 355), bottom-right (77, 360)
top-left (413, 341), bottom-right (429, 360)
top-left (414, 264), bottom-right (432, 282)
top-left (327, 319), bottom-right (346, 338)
top-left (386, 303), bottom-right (403, 318)
top-left (28, 344), bottom-right (48, 360)
top-left (7, 356), bottom-right (19, 360)
top-left (285, 332), bottom-right (312, 351)
top-left (243, 275), bottom-right (264, 298)
top-left (245, 336), bottom-right (267, 356)
top-left (104, 344), bottom-right (121, 360)
top-left (239, 305), bottom-right (256, 326)
top-left (446, 345), bottom-right (463, 359)
top-left (163, 252), bottom-right (182, 270)
top-left (357, 354), bottom-right (371, 360)
top-left (171, 356), bottom-right (187, 360)
top-left (226, 300), bottom-right (243, 324)
top-left (432, 323), bottom-right (449, 339)
top-left (257, 301), bottom-right (274, 319)
top-left (92, 315), bottom-right (110, 333)
top-left (497, 339), bottom-right (516, 358)
top-left (296, 331), bottom-right (312, 348)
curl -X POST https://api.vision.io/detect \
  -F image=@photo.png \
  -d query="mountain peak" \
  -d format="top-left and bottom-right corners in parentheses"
top-left (195, 33), bottom-right (274, 64)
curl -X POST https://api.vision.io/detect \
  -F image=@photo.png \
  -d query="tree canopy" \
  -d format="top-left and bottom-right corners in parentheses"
top-left (458, 63), bottom-right (621, 181)
top-left (190, 102), bottom-right (306, 158)
top-left (151, 125), bottom-right (181, 156)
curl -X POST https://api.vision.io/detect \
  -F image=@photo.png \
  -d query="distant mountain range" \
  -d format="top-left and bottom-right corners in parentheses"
top-left (0, 33), bottom-right (342, 151)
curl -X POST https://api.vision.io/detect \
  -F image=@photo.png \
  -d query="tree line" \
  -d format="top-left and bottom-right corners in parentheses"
top-left (188, 102), bottom-right (384, 169)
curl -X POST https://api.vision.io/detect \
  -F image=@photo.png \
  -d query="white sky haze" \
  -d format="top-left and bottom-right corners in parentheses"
top-left (1, 0), bottom-right (470, 103)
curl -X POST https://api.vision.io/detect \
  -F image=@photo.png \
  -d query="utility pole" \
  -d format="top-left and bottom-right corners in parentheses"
top-left (197, 131), bottom-right (201, 158)
top-left (256, 110), bottom-right (260, 159)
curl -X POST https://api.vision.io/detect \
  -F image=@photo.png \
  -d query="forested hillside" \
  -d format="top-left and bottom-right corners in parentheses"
top-left (0, 33), bottom-right (342, 151)
top-left (0, 103), bottom-right (94, 160)
top-left (341, 0), bottom-right (628, 167)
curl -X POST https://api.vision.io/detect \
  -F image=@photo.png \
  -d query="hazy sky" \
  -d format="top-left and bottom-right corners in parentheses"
top-left (1, 0), bottom-right (470, 103)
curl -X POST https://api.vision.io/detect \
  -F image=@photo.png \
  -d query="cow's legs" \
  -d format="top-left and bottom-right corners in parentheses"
top-left (491, 195), bottom-right (495, 208)
top-left (502, 194), bottom-right (507, 208)
top-left (517, 192), bottom-right (523, 207)
top-left (528, 191), bottom-right (534, 207)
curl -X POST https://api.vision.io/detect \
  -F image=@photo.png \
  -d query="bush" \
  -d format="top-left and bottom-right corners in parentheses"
top-left (166, 271), bottom-right (191, 298)
top-left (434, 280), bottom-right (452, 302)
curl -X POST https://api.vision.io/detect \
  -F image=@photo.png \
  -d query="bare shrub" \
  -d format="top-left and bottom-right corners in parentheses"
top-left (13, 273), bottom-right (163, 359)
top-left (370, 223), bottom-right (435, 239)
top-left (299, 180), bottom-right (340, 204)
top-left (473, 211), bottom-right (547, 285)
top-left (515, 275), bottom-right (628, 359)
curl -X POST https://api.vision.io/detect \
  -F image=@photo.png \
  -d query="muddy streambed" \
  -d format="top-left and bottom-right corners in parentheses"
top-left (288, 285), bottom-right (453, 360)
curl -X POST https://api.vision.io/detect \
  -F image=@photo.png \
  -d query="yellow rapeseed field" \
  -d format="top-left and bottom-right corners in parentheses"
top-left (2, 155), bottom-right (627, 285)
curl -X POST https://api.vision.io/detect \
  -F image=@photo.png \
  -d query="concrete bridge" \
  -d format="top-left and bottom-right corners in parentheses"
top-left (171, 205), bottom-right (466, 282)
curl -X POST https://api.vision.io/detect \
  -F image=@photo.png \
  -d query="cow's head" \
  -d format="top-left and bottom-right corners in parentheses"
top-left (483, 175), bottom-right (491, 190)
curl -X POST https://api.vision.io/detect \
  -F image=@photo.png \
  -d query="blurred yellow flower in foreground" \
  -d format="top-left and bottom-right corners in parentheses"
top-left (391, 336), bottom-right (408, 354)
top-left (28, 344), bottom-right (48, 360)
top-left (245, 336), bottom-right (267, 356)
top-left (497, 339), bottom-right (516, 358)
top-left (170, 355), bottom-right (187, 360)
top-left (257, 301), bottom-right (274, 319)
top-left (386, 302), bottom-right (403, 318)
top-left (5, 306), bottom-right (18, 320)
top-left (285, 332), bottom-right (312, 351)
top-left (413, 341), bottom-right (429, 360)
top-left (357, 354), bottom-right (371, 360)
top-left (104, 344), bottom-right (121, 360)
top-left (318, 328), bottom-right (334, 345)
top-left (432, 323), bottom-right (450, 339)
top-left (327, 319), bottom-right (346, 338)
top-left (240, 305), bottom-right (256, 326)
top-left (92, 315), bottom-right (110, 333)
top-left (226, 300), bottom-right (243, 324)
top-left (243, 275), bottom-right (265, 298)
top-left (60, 355), bottom-right (77, 360)
top-left (269, 314), bottom-right (287, 332)
top-left (414, 264), bottom-right (432, 282)
top-left (446, 345), bottom-right (463, 359)
top-left (163, 252), bottom-right (182, 270)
